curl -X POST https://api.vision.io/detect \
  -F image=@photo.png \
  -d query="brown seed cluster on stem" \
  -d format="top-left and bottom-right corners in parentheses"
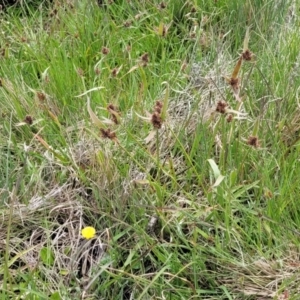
top-left (159, 2), bottom-right (166, 9)
top-left (107, 104), bottom-right (120, 125)
top-left (247, 136), bottom-right (260, 148)
top-left (216, 100), bottom-right (228, 114)
top-left (226, 114), bottom-right (233, 122)
top-left (36, 91), bottom-right (46, 102)
top-left (111, 68), bottom-right (117, 77)
top-left (242, 49), bottom-right (253, 61)
top-left (229, 77), bottom-right (239, 91)
top-left (140, 53), bottom-right (149, 67)
top-left (151, 101), bottom-right (164, 129)
top-left (24, 115), bottom-right (33, 125)
top-left (101, 47), bottom-right (110, 55)
top-left (100, 128), bottom-right (117, 141)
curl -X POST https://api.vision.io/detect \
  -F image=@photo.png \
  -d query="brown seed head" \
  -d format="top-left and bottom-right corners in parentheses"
top-left (159, 2), bottom-right (166, 9)
top-left (111, 67), bottom-right (119, 77)
top-left (95, 67), bottom-right (101, 75)
top-left (216, 100), bottom-right (228, 114)
top-left (154, 101), bottom-right (163, 114)
top-left (49, 8), bottom-right (58, 17)
top-left (107, 104), bottom-right (118, 112)
top-left (247, 136), bottom-right (260, 148)
top-left (37, 92), bottom-right (46, 102)
top-left (155, 106), bottom-right (162, 114)
top-left (24, 115), bottom-right (33, 125)
top-left (107, 104), bottom-right (120, 124)
top-left (155, 100), bottom-right (163, 109)
top-left (191, 6), bottom-right (197, 13)
top-left (226, 114), bottom-right (233, 122)
top-left (100, 128), bottom-right (117, 140)
top-left (124, 20), bottom-right (132, 27)
top-left (229, 77), bottom-right (239, 90)
top-left (102, 47), bottom-right (110, 55)
top-left (190, 32), bottom-right (196, 39)
top-left (141, 53), bottom-right (149, 63)
top-left (242, 49), bottom-right (253, 61)
top-left (151, 112), bottom-right (162, 129)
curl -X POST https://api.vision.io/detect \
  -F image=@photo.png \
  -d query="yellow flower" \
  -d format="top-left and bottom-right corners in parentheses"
top-left (81, 226), bottom-right (96, 240)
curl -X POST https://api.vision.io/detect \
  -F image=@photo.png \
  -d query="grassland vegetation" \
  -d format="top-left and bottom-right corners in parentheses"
top-left (0, 0), bottom-right (300, 299)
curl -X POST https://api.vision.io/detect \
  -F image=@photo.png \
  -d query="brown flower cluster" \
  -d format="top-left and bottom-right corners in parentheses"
top-left (101, 46), bottom-right (110, 55)
top-left (226, 28), bottom-right (254, 97)
top-left (247, 136), bottom-right (260, 148)
top-left (216, 100), bottom-right (229, 114)
top-left (151, 101), bottom-right (163, 129)
top-left (242, 49), bottom-right (253, 61)
top-left (24, 115), bottom-right (33, 125)
top-left (140, 53), bottom-right (149, 67)
top-left (107, 103), bottom-right (120, 125)
top-left (36, 91), bottom-right (46, 102)
top-left (100, 128), bottom-right (117, 141)
top-left (98, 104), bottom-right (121, 142)
top-left (158, 2), bottom-right (166, 9)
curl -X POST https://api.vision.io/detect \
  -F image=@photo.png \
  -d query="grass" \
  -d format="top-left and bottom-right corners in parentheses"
top-left (0, 0), bottom-right (300, 299)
